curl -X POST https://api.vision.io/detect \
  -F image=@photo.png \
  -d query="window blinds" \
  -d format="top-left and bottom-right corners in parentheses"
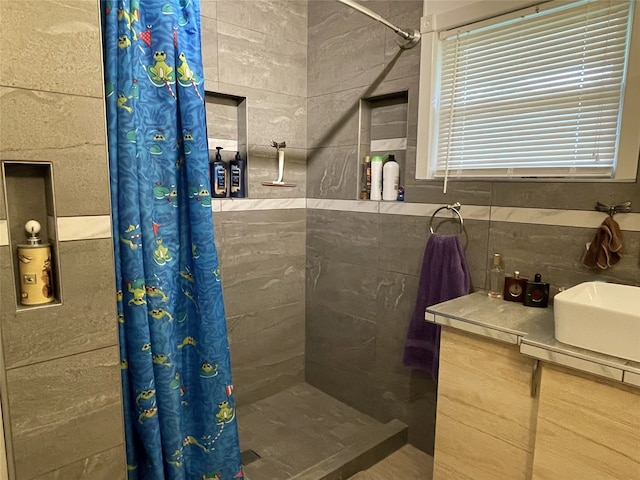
top-left (433, 0), bottom-right (634, 179)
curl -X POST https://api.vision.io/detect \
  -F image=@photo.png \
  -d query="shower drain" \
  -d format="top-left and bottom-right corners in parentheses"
top-left (241, 449), bottom-right (261, 466)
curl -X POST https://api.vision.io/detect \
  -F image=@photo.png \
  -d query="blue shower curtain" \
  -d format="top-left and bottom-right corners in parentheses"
top-left (102, 1), bottom-right (242, 478)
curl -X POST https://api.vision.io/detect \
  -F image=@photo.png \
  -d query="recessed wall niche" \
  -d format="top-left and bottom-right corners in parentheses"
top-left (1, 161), bottom-right (62, 310)
top-left (204, 91), bottom-right (248, 194)
top-left (358, 91), bottom-right (409, 198)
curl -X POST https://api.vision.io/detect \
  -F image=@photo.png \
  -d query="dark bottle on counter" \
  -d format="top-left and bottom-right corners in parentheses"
top-left (503, 271), bottom-right (528, 303)
top-left (524, 273), bottom-right (550, 308)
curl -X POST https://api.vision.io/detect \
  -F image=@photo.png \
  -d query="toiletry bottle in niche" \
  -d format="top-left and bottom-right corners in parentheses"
top-left (382, 154), bottom-right (400, 201)
top-left (365, 156), bottom-right (372, 198)
top-left (503, 271), bottom-right (528, 303)
top-left (360, 155), bottom-right (371, 200)
top-left (229, 151), bottom-right (246, 198)
top-left (487, 253), bottom-right (505, 298)
top-left (524, 273), bottom-right (550, 308)
top-left (370, 155), bottom-right (383, 201)
top-left (17, 220), bottom-right (54, 306)
top-left (211, 146), bottom-right (227, 198)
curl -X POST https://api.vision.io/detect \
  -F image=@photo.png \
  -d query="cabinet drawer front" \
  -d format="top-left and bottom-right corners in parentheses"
top-left (433, 329), bottom-right (536, 480)
top-left (532, 364), bottom-right (640, 480)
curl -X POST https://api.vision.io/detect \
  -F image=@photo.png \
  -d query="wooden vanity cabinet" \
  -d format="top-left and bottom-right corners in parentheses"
top-left (433, 328), bottom-right (537, 480)
top-left (434, 329), bottom-right (640, 480)
top-left (531, 363), bottom-right (640, 480)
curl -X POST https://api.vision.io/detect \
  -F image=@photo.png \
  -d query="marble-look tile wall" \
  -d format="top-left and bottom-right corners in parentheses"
top-left (305, 0), bottom-right (640, 456)
top-left (305, 0), bottom-right (434, 452)
top-left (307, 0), bottom-right (421, 200)
top-left (216, 208), bottom-right (306, 405)
top-left (0, 1), bottom-right (124, 479)
top-left (200, 1), bottom-right (308, 405)
top-left (201, 0), bottom-right (308, 198)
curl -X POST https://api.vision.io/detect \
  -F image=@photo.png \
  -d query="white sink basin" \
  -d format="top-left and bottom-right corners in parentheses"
top-left (554, 282), bottom-right (640, 362)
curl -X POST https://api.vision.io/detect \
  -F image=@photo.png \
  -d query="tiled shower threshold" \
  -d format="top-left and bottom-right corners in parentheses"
top-left (236, 383), bottom-right (407, 480)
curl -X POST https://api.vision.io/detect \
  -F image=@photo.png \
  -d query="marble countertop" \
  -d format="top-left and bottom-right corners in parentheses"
top-left (425, 292), bottom-right (640, 388)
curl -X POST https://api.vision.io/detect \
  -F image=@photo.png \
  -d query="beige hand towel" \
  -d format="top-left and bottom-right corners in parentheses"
top-left (583, 216), bottom-right (623, 269)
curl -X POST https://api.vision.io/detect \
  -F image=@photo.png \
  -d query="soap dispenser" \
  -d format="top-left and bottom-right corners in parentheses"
top-left (524, 273), bottom-right (550, 308)
top-left (17, 220), bottom-right (54, 306)
top-left (211, 146), bottom-right (227, 198)
top-left (229, 151), bottom-right (246, 198)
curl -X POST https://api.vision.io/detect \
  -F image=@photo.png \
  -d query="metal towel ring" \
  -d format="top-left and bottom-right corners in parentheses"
top-left (429, 202), bottom-right (464, 235)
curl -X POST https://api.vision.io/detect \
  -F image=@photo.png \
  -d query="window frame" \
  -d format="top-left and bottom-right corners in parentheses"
top-left (415, 0), bottom-right (640, 182)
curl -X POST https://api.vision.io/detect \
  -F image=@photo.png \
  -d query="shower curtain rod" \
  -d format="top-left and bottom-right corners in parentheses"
top-left (336, 0), bottom-right (421, 49)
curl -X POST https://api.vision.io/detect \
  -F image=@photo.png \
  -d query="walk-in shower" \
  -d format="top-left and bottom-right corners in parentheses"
top-left (337, 0), bottom-right (421, 49)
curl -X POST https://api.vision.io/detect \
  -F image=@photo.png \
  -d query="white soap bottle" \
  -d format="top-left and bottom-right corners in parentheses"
top-left (370, 155), bottom-right (383, 200)
top-left (382, 155), bottom-right (399, 201)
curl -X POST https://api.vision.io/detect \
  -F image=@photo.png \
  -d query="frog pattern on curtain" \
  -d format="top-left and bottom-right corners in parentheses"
top-left (102, 0), bottom-right (243, 478)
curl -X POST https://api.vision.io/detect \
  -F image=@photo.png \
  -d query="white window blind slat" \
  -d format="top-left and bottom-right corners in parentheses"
top-left (432, 0), bottom-right (634, 180)
top-left (440, 76), bottom-right (626, 105)
top-left (443, 21), bottom-right (629, 63)
top-left (439, 131), bottom-right (620, 147)
top-left (437, 101), bottom-right (622, 124)
top-left (438, 104), bottom-right (622, 129)
top-left (442, 101), bottom-right (621, 122)
top-left (445, 10), bottom-right (629, 50)
top-left (439, 146), bottom-right (618, 158)
top-left (441, 1), bottom-right (630, 42)
top-left (439, 88), bottom-right (620, 108)
top-left (440, 51), bottom-right (628, 87)
top-left (440, 46), bottom-right (628, 82)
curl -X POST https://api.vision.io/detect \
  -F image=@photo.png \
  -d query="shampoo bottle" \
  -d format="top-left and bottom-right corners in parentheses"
top-left (382, 155), bottom-right (399, 201)
top-left (370, 155), bottom-right (383, 201)
top-left (211, 146), bottom-right (227, 198)
top-left (229, 151), bottom-right (246, 198)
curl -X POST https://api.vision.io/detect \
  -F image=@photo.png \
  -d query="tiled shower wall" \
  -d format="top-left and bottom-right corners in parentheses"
top-left (305, 0), bottom-right (640, 455)
top-left (214, 206), bottom-right (306, 406)
top-left (0, 1), bottom-right (124, 479)
top-left (200, 1), bottom-right (308, 405)
top-left (305, 0), bottom-right (436, 452)
top-left (0, 2), bottom-right (310, 477)
top-left (0, 2), bottom-right (637, 479)
top-left (201, 0), bottom-right (308, 199)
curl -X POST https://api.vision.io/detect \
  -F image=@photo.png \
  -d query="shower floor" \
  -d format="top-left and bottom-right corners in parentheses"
top-left (237, 383), bottom-right (407, 480)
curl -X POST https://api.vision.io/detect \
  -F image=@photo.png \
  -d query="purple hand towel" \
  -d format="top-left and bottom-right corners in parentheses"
top-left (403, 234), bottom-right (470, 381)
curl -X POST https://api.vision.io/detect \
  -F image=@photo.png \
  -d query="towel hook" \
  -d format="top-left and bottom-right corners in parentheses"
top-left (595, 201), bottom-right (631, 217)
top-left (429, 202), bottom-right (464, 235)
